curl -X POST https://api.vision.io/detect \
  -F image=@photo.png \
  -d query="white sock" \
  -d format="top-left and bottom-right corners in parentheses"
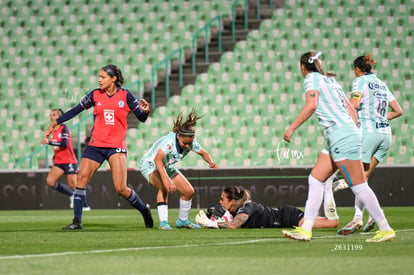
top-left (323, 175), bottom-right (339, 220)
top-left (353, 196), bottom-right (364, 221)
top-left (157, 204), bottom-right (168, 223)
top-left (302, 175), bottom-right (324, 231)
top-left (351, 183), bottom-right (391, 231)
top-left (178, 198), bottom-right (192, 221)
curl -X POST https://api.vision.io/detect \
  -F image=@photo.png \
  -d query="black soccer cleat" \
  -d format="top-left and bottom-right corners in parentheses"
top-left (62, 217), bottom-right (83, 230)
top-left (142, 204), bottom-right (154, 228)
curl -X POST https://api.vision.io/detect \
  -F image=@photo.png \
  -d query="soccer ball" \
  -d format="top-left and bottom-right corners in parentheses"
top-left (210, 210), bottom-right (233, 222)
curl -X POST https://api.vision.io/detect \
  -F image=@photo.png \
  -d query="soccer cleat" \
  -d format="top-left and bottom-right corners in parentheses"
top-left (282, 226), bottom-right (312, 241)
top-left (332, 178), bottom-right (349, 193)
top-left (365, 229), bottom-right (395, 243)
top-left (83, 201), bottom-right (91, 211)
top-left (63, 217), bottom-right (83, 230)
top-left (142, 204), bottom-right (154, 228)
top-left (175, 219), bottom-right (201, 229)
top-left (363, 216), bottom-right (376, 232)
top-left (159, 221), bottom-right (172, 231)
top-left (337, 219), bottom-right (363, 235)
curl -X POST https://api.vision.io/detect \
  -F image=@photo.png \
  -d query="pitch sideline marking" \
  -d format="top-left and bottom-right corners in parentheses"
top-left (1, 229), bottom-right (413, 260)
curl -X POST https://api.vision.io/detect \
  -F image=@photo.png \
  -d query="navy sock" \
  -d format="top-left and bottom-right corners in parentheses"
top-left (127, 189), bottom-right (146, 212)
top-left (73, 187), bottom-right (86, 220)
top-left (54, 182), bottom-right (73, 196)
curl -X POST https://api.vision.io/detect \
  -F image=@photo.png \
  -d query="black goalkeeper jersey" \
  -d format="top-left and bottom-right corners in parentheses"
top-left (235, 201), bottom-right (304, 228)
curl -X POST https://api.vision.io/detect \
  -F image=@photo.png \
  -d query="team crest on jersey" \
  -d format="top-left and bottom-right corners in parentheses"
top-left (104, 109), bottom-right (115, 125)
top-left (118, 100), bottom-right (125, 108)
top-left (58, 133), bottom-right (62, 138)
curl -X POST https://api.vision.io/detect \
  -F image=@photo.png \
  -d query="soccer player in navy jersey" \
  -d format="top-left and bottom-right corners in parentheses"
top-left (41, 108), bottom-right (90, 210)
top-left (195, 186), bottom-right (338, 229)
top-left (44, 64), bottom-right (153, 230)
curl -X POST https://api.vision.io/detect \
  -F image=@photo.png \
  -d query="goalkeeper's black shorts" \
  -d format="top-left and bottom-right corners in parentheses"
top-left (278, 205), bottom-right (304, 228)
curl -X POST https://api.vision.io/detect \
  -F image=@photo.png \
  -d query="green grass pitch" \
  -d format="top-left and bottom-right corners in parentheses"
top-left (1, 207), bottom-right (413, 275)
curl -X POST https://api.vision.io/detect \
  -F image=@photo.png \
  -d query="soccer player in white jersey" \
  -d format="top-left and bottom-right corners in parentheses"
top-left (337, 54), bottom-right (403, 235)
top-left (140, 108), bottom-right (219, 230)
top-left (282, 51), bottom-right (395, 242)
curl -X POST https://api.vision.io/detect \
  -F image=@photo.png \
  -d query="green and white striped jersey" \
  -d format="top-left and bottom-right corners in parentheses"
top-left (141, 132), bottom-right (202, 166)
top-left (351, 73), bottom-right (394, 134)
top-left (304, 72), bottom-right (354, 135)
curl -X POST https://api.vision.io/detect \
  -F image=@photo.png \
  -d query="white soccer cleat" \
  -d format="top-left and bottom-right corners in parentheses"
top-left (332, 179), bottom-right (349, 193)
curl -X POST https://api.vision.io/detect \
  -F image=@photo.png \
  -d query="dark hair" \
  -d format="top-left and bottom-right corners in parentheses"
top-left (223, 186), bottom-right (251, 213)
top-left (101, 64), bottom-right (124, 87)
top-left (353, 53), bottom-right (377, 73)
top-left (173, 107), bottom-right (203, 137)
top-left (51, 108), bottom-right (64, 117)
top-left (300, 51), bottom-right (336, 77)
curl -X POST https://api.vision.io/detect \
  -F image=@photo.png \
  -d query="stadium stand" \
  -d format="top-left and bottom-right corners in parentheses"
top-left (1, 0), bottom-right (413, 169)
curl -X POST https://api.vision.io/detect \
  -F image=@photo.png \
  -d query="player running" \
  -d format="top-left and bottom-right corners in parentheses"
top-left (282, 51), bottom-right (395, 242)
top-left (195, 186), bottom-right (339, 229)
top-left (41, 108), bottom-right (90, 210)
top-left (139, 107), bottom-right (218, 230)
top-left (44, 64), bottom-right (153, 230)
top-left (337, 54), bottom-right (403, 235)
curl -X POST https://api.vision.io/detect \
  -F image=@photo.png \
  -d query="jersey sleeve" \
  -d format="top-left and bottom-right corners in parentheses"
top-left (386, 88), bottom-right (395, 103)
top-left (48, 125), bottom-right (69, 147)
top-left (126, 90), bottom-right (148, 122)
top-left (350, 78), bottom-right (363, 101)
top-left (191, 138), bottom-right (202, 153)
top-left (80, 89), bottom-right (96, 109)
top-left (303, 73), bottom-right (320, 93)
top-left (236, 202), bottom-right (253, 216)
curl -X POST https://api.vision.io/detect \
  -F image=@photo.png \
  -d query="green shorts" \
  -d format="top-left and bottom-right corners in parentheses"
top-left (139, 159), bottom-right (179, 183)
top-left (322, 124), bottom-right (362, 162)
top-left (361, 132), bottom-right (392, 164)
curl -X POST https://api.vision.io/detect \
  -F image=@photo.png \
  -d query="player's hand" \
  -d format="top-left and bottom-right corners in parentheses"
top-left (139, 98), bottom-right (150, 113)
top-left (166, 180), bottom-right (176, 193)
top-left (209, 162), bottom-right (219, 169)
top-left (283, 127), bottom-right (294, 142)
top-left (40, 138), bottom-right (48, 145)
top-left (195, 210), bottom-right (208, 227)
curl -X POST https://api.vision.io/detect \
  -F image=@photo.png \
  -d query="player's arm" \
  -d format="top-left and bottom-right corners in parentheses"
top-left (217, 213), bottom-right (249, 229)
top-left (127, 92), bottom-right (149, 122)
top-left (345, 96), bottom-right (358, 125)
top-left (387, 99), bottom-right (403, 120)
top-left (153, 149), bottom-right (176, 193)
top-left (45, 91), bottom-right (93, 138)
top-left (197, 149), bottom-right (218, 169)
top-left (283, 89), bottom-right (318, 142)
top-left (47, 125), bottom-right (69, 147)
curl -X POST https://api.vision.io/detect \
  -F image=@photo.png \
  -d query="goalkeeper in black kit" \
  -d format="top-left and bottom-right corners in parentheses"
top-left (196, 186), bottom-right (339, 229)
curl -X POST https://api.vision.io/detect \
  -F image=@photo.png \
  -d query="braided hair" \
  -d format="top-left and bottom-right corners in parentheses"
top-left (353, 53), bottom-right (377, 73)
top-left (101, 64), bottom-right (124, 87)
top-left (300, 51), bottom-right (336, 77)
top-left (172, 107), bottom-right (203, 137)
top-left (223, 186), bottom-right (251, 214)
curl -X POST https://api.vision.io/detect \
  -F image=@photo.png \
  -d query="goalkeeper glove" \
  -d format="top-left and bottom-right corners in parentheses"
top-left (195, 210), bottom-right (218, 228)
top-left (206, 204), bottom-right (226, 219)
